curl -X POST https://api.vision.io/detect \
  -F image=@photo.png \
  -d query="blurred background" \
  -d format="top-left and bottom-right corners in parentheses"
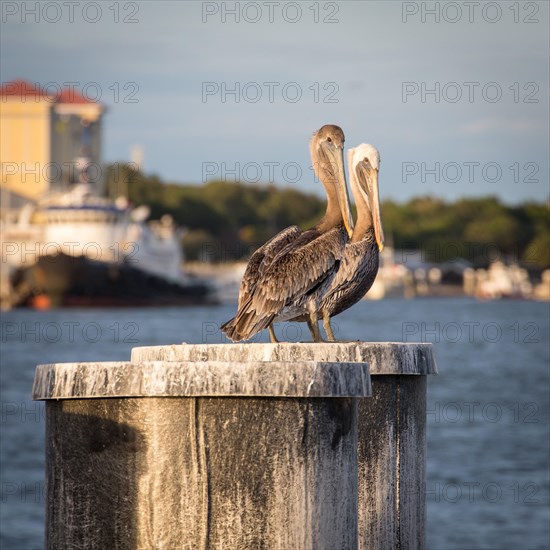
top-left (1, 1), bottom-right (549, 549)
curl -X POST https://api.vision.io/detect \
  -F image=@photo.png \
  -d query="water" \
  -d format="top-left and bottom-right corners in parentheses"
top-left (1, 298), bottom-right (548, 549)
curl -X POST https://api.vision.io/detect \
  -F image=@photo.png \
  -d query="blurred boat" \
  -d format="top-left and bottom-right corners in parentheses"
top-left (1, 181), bottom-right (216, 308)
top-left (464, 261), bottom-right (535, 300)
top-left (532, 270), bottom-right (550, 301)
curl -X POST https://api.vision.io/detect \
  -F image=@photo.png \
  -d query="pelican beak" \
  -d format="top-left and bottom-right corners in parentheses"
top-left (357, 163), bottom-right (384, 251)
top-left (322, 142), bottom-right (354, 238)
top-left (370, 167), bottom-right (384, 250)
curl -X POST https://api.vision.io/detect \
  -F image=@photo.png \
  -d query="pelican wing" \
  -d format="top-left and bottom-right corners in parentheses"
top-left (320, 230), bottom-right (379, 318)
top-left (257, 229), bottom-right (342, 308)
top-left (238, 225), bottom-right (302, 306)
top-left (221, 225), bottom-right (302, 336)
top-left (224, 226), bottom-right (346, 341)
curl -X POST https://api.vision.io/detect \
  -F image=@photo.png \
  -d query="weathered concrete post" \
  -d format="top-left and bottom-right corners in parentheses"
top-left (33, 357), bottom-right (371, 549)
top-left (132, 342), bottom-right (437, 550)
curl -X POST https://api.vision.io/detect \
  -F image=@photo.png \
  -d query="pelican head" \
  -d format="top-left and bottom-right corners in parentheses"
top-left (311, 124), bottom-right (354, 237)
top-left (347, 144), bottom-right (384, 250)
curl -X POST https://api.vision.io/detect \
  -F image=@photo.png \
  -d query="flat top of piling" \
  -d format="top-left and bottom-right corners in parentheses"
top-left (130, 342), bottom-right (437, 376)
top-left (32, 359), bottom-right (371, 400)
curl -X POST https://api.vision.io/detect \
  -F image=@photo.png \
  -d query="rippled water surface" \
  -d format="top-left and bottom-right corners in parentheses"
top-left (1, 298), bottom-right (548, 549)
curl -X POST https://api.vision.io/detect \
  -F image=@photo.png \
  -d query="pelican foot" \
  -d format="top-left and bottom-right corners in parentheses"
top-left (307, 316), bottom-right (326, 343)
top-left (322, 314), bottom-right (337, 342)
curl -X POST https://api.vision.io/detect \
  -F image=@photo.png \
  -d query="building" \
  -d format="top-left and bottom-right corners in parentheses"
top-left (0, 79), bottom-right (105, 202)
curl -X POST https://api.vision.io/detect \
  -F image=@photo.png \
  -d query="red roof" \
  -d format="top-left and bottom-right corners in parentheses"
top-left (0, 79), bottom-right (98, 104)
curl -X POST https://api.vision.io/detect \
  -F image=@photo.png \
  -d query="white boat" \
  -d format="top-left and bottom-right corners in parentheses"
top-left (2, 181), bottom-right (215, 308)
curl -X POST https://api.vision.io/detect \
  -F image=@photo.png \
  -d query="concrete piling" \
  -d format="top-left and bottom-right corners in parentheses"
top-left (33, 356), bottom-right (371, 549)
top-left (132, 342), bottom-right (437, 550)
top-left (34, 342), bottom-right (436, 550)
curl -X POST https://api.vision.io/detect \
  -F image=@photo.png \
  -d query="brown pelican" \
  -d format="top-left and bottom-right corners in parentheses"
top-left (315, 143), bottom-right (384, 341)
top-left (221, 124), bottom-right (354, 342)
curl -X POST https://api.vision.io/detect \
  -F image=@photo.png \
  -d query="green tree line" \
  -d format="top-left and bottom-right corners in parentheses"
top-left (105, 164), bottom-right (549, 268)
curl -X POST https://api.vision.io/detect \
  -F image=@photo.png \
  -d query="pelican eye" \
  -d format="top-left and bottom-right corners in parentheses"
top-left (326, 137), bottom-right (332, 143)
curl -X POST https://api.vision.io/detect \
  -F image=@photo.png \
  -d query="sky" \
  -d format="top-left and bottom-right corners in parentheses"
top-left (2, 0), bottom-right (549, 204)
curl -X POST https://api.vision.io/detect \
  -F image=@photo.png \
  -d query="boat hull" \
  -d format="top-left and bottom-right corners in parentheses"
top-left (11, 253), bottom-right (216, 308)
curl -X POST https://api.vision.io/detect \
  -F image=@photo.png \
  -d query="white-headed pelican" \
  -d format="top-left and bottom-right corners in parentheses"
top-left (316, 143), bottom-right (384, 340)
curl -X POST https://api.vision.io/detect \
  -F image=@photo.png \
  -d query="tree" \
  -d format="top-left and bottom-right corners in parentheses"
top-left (102, 163), bottom-right (549, 267)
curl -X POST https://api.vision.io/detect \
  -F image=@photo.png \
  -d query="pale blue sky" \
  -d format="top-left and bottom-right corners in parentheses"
top-left (2, 1), bottom-right (549, 203)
